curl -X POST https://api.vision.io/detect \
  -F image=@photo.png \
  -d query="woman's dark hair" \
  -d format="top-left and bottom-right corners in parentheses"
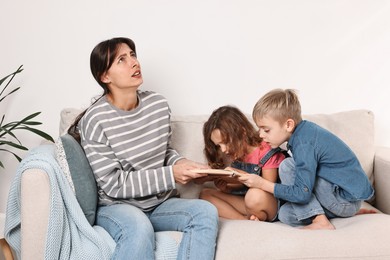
top-left (68, 37), bottom-right (137, 141)
top-left (203, 105), bottom-right (262, 169)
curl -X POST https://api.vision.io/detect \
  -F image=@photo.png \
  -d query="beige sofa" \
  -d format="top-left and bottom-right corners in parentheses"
top-left (10, 109), bottom-right (390, 259)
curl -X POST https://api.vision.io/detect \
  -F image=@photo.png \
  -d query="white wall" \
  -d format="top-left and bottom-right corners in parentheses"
top-left (1, 0), bottom-right (389, 213)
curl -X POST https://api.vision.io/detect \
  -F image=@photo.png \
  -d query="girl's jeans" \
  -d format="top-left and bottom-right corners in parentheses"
top-left (96, 198), bottom-right (219, 260)
top-left (277, 158), bottom-right (361, 226)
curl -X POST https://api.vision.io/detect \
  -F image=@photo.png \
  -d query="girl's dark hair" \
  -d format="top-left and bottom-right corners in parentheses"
top-left (68, 37), bottom-right (137, 142)
top-left (203, 105), bottom-right (262, 169)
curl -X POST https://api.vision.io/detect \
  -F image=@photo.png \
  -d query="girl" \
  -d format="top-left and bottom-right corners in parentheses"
top-left (68, 37), bottom-right (218, 260)
top-left (199, 105), bottom-right (286, 221)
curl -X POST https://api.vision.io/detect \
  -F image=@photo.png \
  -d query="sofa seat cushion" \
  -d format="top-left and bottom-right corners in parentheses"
top-left (216, 212), bottom-right (390, 259)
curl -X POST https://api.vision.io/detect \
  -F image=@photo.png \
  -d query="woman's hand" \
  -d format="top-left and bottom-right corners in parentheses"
top-left (173, 159), bottom-right (209, 184)
top-left (176, 158), bottom-right (208, 169)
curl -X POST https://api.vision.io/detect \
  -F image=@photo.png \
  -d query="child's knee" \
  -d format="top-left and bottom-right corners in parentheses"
top-left (199, 188), bottom-right (215, 200)
top-left (279, 158), bottom-right (296, 184)
top-left (277, 204), bottom-right (291, 225)
top-left (245, 189), bottom-right (267, 210)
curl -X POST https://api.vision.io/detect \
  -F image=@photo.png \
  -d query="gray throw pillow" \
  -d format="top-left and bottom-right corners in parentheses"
top-left (55, 134), bottom-right (97, 225)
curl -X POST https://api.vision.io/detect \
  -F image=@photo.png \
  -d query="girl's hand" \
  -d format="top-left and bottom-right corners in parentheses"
top-left (214, 178), bottom-right (231, 193)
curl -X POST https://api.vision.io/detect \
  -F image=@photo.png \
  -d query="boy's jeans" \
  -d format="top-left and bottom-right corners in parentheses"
top-left (277, 158), bottom-right (361, 226)
top-left (96, 198), bottom-right (218, 260)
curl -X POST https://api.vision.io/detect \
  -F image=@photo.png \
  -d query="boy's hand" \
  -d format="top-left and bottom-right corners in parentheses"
top-left (238, 174), bottom-right (262, 189)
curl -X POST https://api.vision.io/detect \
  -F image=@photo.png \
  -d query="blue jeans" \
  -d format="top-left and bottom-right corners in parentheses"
top-left (96, 198), bottom-right (219, 260)
top-left (277, 158), bottom-right (361, 226)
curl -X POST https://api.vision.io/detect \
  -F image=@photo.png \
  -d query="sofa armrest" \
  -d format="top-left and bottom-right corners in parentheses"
top-left (21, 169), bottom-right (50, 259)
top-left (373, 146), bottom-right (390, 214)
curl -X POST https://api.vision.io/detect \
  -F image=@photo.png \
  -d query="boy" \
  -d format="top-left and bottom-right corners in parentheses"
top-left (239, 88), bottom-right (374, 230)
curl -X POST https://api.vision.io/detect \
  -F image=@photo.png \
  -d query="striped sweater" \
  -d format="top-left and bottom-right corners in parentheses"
top-left (79, 91), bottom-right (183, 211)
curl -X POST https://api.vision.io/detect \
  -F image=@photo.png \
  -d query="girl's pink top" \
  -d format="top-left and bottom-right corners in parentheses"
top-left (244, 141), bottom-right (285, 169)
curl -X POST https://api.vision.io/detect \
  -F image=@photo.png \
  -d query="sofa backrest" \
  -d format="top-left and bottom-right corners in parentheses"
top-left (171, 110), bottom-right (375, 186)
top-left (60, 108), bottom-right (375, 190)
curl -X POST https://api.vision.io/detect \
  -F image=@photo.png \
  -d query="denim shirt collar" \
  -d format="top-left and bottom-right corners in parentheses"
top-left (287, 120), bottom-right (307, 151)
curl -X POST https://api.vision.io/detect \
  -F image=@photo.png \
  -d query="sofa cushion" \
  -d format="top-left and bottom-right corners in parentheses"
top-left (215, 212), bottom-right (390, 259)
top-left (55, 134), bottom-right (98, 225)
top-left (171, 110), bottom-right (375, 200)
top-left (303, 110), bottom-right (375, 186)
top-left (59, 108), bottom-right (84, 135)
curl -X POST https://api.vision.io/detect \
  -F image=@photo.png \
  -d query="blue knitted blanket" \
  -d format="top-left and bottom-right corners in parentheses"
top-left (4, 145), bottom-right (114, 260)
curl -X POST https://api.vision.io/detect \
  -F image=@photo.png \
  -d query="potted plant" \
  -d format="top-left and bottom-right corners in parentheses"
top-left (0, 65), bottom-right (54, 168)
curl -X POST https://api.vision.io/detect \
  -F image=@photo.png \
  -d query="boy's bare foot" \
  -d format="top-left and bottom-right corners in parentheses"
top-left (249, 215), bottom-right (260, 221)
top-left (356, 208), bottom-right (377, 215)
top-left (301, 214), bottom-right (335, 230)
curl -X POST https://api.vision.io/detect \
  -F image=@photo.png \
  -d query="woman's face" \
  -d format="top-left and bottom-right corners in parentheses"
top-left (101, 43), bottom-right (143, 91)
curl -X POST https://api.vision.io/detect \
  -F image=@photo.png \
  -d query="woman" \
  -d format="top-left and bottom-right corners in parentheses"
top-left (69, 37), bottom-right (218, 259)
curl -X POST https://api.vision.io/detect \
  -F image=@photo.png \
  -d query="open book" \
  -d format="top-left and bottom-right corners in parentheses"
top-left (190, 168), bottom-right (241, 177)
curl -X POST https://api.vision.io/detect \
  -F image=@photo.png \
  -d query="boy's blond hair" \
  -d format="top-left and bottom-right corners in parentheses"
top-left (252, 89), bottom-right (302, 125)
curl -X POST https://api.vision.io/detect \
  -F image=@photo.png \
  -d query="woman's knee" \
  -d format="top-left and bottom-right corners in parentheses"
top-left (190, 199), bottom-right (219, 227)
top-left (193, 199), bottom-right (218, 218)
top-left (96, 204), bottom-right (156, 259)
top-left (97, 204), bottom-right (154, 241)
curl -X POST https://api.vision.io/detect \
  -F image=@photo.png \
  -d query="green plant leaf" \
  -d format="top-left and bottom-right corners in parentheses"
top-left (0, 66), bottom-right (23, 86)
top-left (0, 125), bottom-right (21, 141)
top-left (0, 65), bottom-right (23, 98)
top-left (0, 65), bottom-right (54, 169)
top-left (0, 112), bottom-right (42, 132)
top-left (18, 121), bottom-right (43, 126)
top-left (16, 126), bottom-right (54, 142)
top-left (0, 87), bottom-right (20, 103)
top-left (0, 140), bottom-right (28, 150)
top-left (17, 112), bottom-right (42, 124)
top-left (0, 148), bottom-right (23, 166)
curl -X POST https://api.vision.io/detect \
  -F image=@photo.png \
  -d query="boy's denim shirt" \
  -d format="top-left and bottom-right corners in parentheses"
top-left (274, 120), bottom-right (374, 204)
